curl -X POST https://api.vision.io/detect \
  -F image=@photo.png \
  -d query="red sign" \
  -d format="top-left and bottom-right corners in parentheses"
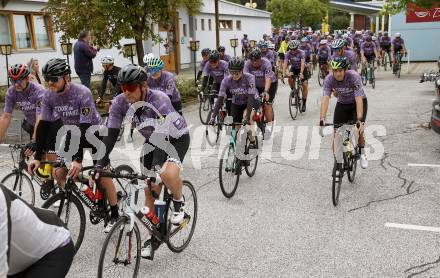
top-left (406, 4), bottom-right (440, 23)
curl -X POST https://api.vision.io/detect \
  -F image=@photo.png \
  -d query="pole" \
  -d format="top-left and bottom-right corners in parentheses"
top-left (66, 54), bottom-right (70, 66)
top-left (131, 55), bottom-right (134, 64)
top-left (233, 47), bottom-right (236, 57)
top-left (214, 0), bottom-right (220, 48)
top-left (5, 54), bottom-right (9, 87)
top-left (193, 51), bottom-right (197, 84)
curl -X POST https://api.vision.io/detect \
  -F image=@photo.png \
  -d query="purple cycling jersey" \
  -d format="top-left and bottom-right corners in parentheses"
top-left (4, 82), bottom-right (45, 125)
top-left (219, 73), bottom-right (258, 105)
top-left (284, 49), bottom-right (305, 70)
top-left (241, 38), bottom-right (249, 48)
top-left (262, 50), bottom-right (276, 66)
top-left (345, 37), bottom-right (353, 47)
top-left (317, 45), bottom-right (332, 61)
top-left (203, 60), bottom-right (229, 84)
top-left (198, 59), bottom-right (208, 72)
top-left (299, 44), bottom-right (312, 60)
top-left (220, 54), bottom-right (232, 62)
top-left (392, 38), bottom-right (405, 50)
top-left (332, 49), bottom-right (357, 71)
top-left (361, 42), bottom-right (376, 57)
top-left (323, 70), bottom-right (366, 104)
top-left (243, 58), bottom-right (276, 88)
top-left (147, 71), bottom-right (181, 103)
top-left (107, 89), bottom-right (188, 140)
top-left (40, 83), bottom-right (101, 125)
top-left (380, 37), bottom-right (391, 47)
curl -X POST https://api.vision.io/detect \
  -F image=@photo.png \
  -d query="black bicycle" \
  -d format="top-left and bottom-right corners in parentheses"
top-left (198, 77), bottom-right (216, 125)
top-left (393, 51), bottom-right (403, 78)
top-left (288, 73), bottom-right (303, 120)
top-left (42, 161), bottom-right (134, 254)
top-left (97, 170), bottom-right (197, 278)
top-left (381, 50), bottom-right (392, 71)
top-left (317, 61), bottom-right (329, 87)
top-left (205, 99), bottom-right (230, 146)
top-left (362, 60), bottom-right (376, 89)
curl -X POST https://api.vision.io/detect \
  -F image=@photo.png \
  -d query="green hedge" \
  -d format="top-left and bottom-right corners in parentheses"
top-left (0, 86), bottom-right (6, 102)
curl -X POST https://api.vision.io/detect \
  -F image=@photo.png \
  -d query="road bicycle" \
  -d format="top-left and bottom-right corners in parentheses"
top-left (393, 51), bottom-right (403, 78)
top-left (205, 99), bottom-right (230, 146)
top-left (287, 73), bottom-right (303, 120)
top-left (361, 60), bottom-right (376, 89)
top-left (317, 61), bottom-right (329, 87)
top-left (380, 50), bottom-right (392, 71)
top-left (198, 77), bottom-right (216, 125)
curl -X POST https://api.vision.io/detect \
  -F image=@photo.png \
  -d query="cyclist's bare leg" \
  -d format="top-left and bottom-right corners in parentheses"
top-left (302, 81), bottom-right (308, 99)
top-left (160, 162), bottom-right (182, 200)
top-left (263, 104), bottom-right (274, 122)
top-left (288, 76), bottom-right (294, 90)
top-left (98, 177), bottom-right (118, 206)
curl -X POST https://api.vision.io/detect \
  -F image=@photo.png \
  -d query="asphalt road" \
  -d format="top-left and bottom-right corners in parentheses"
top-left (1, 62), bottom-right (439, 278)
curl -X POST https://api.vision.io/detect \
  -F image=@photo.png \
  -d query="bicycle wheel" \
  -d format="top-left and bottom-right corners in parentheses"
top-left (372, 70), bottom-right (376, 89)
top-left (317, 68), bottom-right (323, 87)
top-left (297, 87), bottom-right (303, 114)
top-left (42, 192), bottom-right (86, 254)
top-left (1, 172), bottom-right (35, 206)
top-left (362, 68), bottom-right (367, 86)
top-left (397, 62), bottom-right (401, 78)
top-left (347, 152), bottom-right (358, 183)
top-left (167, 180), bottom-right (198, 252)
top-left (97, 216), bottom-right (141, 278)
top-left (383, 55), bottom-right (388, 71)
top-left (219, 144), bottom-right (240, 198)
top-left (289, 90), bottom-right (299, 120)
top-left (332, 162), bottom-right (342, 207)
top-left (205, 110), bottom-right (220, 146)
top-left (198, 96), bottom-right (211, 125)
top-left (245, 137), bottom-right (259, 177)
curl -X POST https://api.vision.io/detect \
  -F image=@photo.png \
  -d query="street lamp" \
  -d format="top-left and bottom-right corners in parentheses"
top-left (0, 44), bottom-right (12, 87)
top-left (123, 43), bottom-right (137, 64)
top-left (60, 42), bottom-right (72, 66)
top-left (190, 40), bottom-right (200, 84)
top-left (250, 40), bottom-right (257, 48)
top-left (230, 38), bottom-right (238, 57)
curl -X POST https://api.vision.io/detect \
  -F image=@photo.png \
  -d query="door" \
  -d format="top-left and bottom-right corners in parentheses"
top-left (159, 15), bottom-right (180, 74)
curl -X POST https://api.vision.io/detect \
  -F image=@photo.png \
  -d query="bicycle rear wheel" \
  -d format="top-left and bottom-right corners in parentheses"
top-left (167, 180), bottom-right (198, 252)
top-left (317, 68), bottom-right (323, 87)
top-left (198, 96), bottom-right (212, 125)
top-left (362, 68), bottom-right (367, 86)
top-left (289, 90), bottom-right (299, 120)
top-left (205, 110), bottom-right (220, 146)
top-left (372, 70), bottom-right (376, 89)
top-left (97, 216), bottom-right (141, 278)
top-left (42, 192), bottom-right (86, 254)
top-left (332, 162), bottom-right (342, 207)
top-left (347, 152), bottom-right (358, 183)
top-left (245, 137), bottom-right (259, 177)
top-left (383, 55), bottom-right (388, 71)
top-left (1, 172), bottom-right (35, 206)
top-left (219, 144), bottom-right (240, 198)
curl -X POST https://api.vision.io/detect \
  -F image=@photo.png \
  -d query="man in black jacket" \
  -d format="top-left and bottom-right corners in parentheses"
top-left (73, 30), bottom-right (99, 88)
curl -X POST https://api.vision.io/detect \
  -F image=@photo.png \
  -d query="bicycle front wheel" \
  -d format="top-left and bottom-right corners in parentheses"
top-left (245, 137), bottom-right (259, 177)
top-left (198, 96), bottom-right (212, 125)
top-left (205, 110), bottom-right (220, 146)
top-left (167, 180), bottom-right (198, 252)
top-left (1, 172), bottom-right (35, 206)
top-left (332, 162), bottom-right (342, 207)
top-left (219, 144), bottom-right (240, 198)
top-left (347, 153), bottom-right (358, 183)
top-left (97, 216), bottom-right (141, 278)
top-left (42, 192), bottom-right (86, 254)
top-left (317, 69), bottom-right (323, 87)
top-left (289, 90), bottom-right (299, 120)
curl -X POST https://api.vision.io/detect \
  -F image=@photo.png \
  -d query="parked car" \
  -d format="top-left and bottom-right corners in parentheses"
top-left (430, 78), bottom-right (440, 134)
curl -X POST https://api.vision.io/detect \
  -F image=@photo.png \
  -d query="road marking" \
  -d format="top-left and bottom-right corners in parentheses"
top-left (408, 163), bottom-right (440, 168)
top-left (385, 223), bottom-right (440, 233)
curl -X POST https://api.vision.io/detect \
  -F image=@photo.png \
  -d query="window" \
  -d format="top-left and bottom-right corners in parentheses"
top-left (183, 23), bottom-right (187, 36)
top-left (194, 18), bottom-right (197, 31)
top-left (201, 19), bottom-right (205, 31)
top-left (236, 20), bottom-right (241, 31)
top-left (0, 13), bottom-right (54, 51)
top-left (13, 14), bottom-right (32, 49)
top-left (208, 19), bottom-right (212, 31)
top-left (219, 20), bottom-right (233, 30)
top-left (0, 14), bottom-right (12, 44)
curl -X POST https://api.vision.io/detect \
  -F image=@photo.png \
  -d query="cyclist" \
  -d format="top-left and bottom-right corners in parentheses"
top-left (0, 184), bottom-right (74, 278)
top-left (331, 38), bottom-right (357, 71)
top-left (317, 40), bottom-right (331, 76)
top-left (259, 41), bottom-right (276, 70)
top-left (146, 57), bottom-right (183, 115)
top-left (360, 36), bottom-right (379, 69)
top-left (391, 33), bottom-right (407, 74)
top-left (277, 36), bottom-right (289, 69)
top-left (283, 40), bottom-right (309, 112)
top-left (200, 50), bottom-right (229, 104)
top-left (379, 32), bottom-right (392, 66)
top-left (218, 46), bottom-right (232, 62)
top-left (241, 34), bottom-right (251, 57)
top-left (299, 37), bottom-right (313, 74)
top-left (196, 48), bottom-right (211, 82)
top-left (244, 48), bottom-right (276, 137)
top-left (96, 56), bottom-right (121, 112)
top-left (319, 56), bottom-right (368, 169)
top-left (343, 33), bottom-right (353, 49)
top-left (209, 57), bottom-right (259, 147)
top-left (91, 64), bottom-right (190, 257)
top-left (0, 64), bottom-right (45, 152)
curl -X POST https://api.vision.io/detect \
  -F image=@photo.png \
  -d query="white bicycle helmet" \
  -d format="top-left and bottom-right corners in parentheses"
top-left (395, 33), bottom-right (401, 38)
top-left (101, 55), bottom-right (114, 64)
top-left (143, 53), bottom-right (155, 64)
top-left (320, 39), bottom-right (328, 45)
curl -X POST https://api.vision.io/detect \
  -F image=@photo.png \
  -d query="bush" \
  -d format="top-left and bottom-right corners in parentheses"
top-left (0, 86), bottom-right (7, 103)
top-left (176, 77), bottom-right (198, 103)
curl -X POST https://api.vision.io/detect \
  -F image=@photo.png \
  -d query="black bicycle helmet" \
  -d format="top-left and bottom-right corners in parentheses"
top-left (201, 48), bottom-right (210, 56)
top-left (8, 64), bottom-right (30, 80)
top-left (217, 46), bottom-right (226, 52)
top-left (117, 64), bottom-right (148, 85)
top-left (228, 57), bottom-right (245, 71)
top-left (208, 50), bottom-right (220, 62)
top-left (42, 58), bottom-right (71, 77)
top-left (330, 56), bottom-right (350, 70)
top-left (248, 48), bottom-right (262, 60)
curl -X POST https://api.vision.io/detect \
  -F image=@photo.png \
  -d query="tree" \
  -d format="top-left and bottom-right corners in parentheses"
top-left (44, 0), bottom-right (203, 65)
top-left (267, 0), bottom-right (328, 28)
top-left (382, 0), bottom-right (439, 14)
top-left (329, 8), bottom-right (350, 30)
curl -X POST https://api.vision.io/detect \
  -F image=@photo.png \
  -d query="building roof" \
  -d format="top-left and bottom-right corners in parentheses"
top-left (200, 0), bottom-right (271, 18)
top-left (330, 0), bottom-right (383, 15)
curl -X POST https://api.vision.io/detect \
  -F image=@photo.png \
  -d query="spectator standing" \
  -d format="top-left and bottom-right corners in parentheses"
top-left (27, 58), bottom-right (42, 85)
top-left (73, 30), bottom-right (99, 88)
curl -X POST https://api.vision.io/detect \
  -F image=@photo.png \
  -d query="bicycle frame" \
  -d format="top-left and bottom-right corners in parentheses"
top-left (333, 125), bottom-right (359, 164)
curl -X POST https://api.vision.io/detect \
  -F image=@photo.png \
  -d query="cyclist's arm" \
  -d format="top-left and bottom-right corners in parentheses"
top-left (300, 58), bottom-right (305, 75)
top-left (99, 71), bottom-right (109, 100)
top-left (32, 114), bottom-right (41, 141)
top-left (320, 95), bottom-right (330, 121)
top-left (211, 80), bottom-right (227, 120)
top-left (0, 113), bottom-right (12, 142)
top-left (283, 59), bottom-right (288, 74)
top-left (97, 101), bottom-right (124, 166)
top-left (0, 190), bottom-right (8, 278)
top-left (355, 96), bottom-right (363, 121)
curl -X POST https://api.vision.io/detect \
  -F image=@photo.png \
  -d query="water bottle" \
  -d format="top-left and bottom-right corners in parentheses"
top-left (154, 200), bottom-right (167, 224)
top-left (81, 184), bottom-right (95, 201)
top-left (141, 207), bottom-right (159, 226)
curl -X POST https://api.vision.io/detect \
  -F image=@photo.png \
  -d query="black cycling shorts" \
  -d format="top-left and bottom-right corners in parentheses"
top-left (380, 45), bottom-right (391, 52)
top-left (290, 67), bottom-right (310, 81)
top-left (257, 81), bottom-right (278, 103)
top-left (333, 98), bottom-right (368, 126)
top-left (140, 133), bottom-right (190, 172)
top-left (21, 120), bottom-right (34, 140)
top-left (365, 55), bottom-right (376, 63)
top-left (231, 103), bottom-right (247, 124)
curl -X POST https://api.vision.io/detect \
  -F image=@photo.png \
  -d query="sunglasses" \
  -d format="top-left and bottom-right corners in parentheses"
top-left (44, 75), bottom-right (63, 83)
top-left (230, 71), bottom-right (241, 76)
top-left (120, 83), bottom-right (139, 92)
top-left (209, 60), bottom-right (219, 64)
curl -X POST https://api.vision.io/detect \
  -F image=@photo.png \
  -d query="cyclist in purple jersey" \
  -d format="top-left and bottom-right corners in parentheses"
top-left (0, 64), bottom-right (45, 150)
top-left (331, 39), bottom-right (358, 72)
top-left (244, 49), bottom-right (276, 136)
top-left (91, 65), bottom-right (190, 252)
top-left (146, 57), bottom-right (182, 115)
top-left (360, 36), bottom-right (379, 66)
top-left (379, 32), bottom-right (392, 60)
top-left (200, 50), bottom-right (229, 101)
top-left (241, 34), bottom-right (250, 56)
top-left (319, 56), bottom-right (368, 169)
top-left (318, 40), bottom-right (331, 77)
top-left (218, 46), bottom-right (232, 62)
top-left (283, 40), bottom-right (309, 112)
top-left (259, 41), bottom-right (276, 68)
top-left (197, 48), bottom-right (210, 81)
top-left (391, 33), bottom-right (407, 72)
